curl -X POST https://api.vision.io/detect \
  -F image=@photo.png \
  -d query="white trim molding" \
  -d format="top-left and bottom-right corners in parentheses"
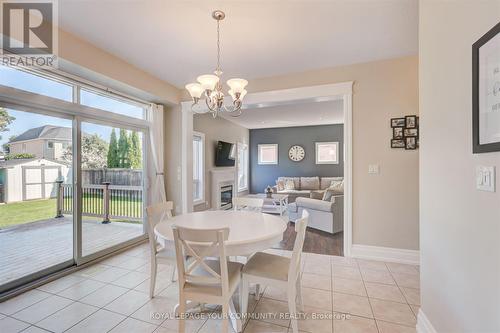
top-left (351, 244), bottom-right (420, 265)
top-left (417, 309), bottom-right (438, 333)
top-left (192, 131), bottom-right (205, 206)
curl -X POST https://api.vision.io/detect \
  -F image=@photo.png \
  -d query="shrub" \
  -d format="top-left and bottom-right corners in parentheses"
top-left (5, 153), bottom-right (35, 160)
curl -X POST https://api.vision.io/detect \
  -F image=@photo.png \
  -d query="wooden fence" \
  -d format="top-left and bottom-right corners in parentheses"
top-left (57, 181), bottom-right (143, 222)
top-left (82, 169), bottom-right (142, 186)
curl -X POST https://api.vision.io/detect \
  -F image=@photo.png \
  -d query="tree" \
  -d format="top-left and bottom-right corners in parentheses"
top-left (2, 135), bottom-right (16, 154)
top-left (81, 134), bottom-right (108, 168)
top-left (129, 131), bottom-right (142, 169)
top-left (61, 134), bottom-right (108, 168)
top-left (0, 108), bottom-right (15, 141)
top-left (107, 129), bottom-right (119, 168)
top-left (117, 129), bottom-right (130, 168)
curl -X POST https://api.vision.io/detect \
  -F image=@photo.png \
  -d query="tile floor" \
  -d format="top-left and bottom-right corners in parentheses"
top-left (0, 243), bottom-right (420, 333)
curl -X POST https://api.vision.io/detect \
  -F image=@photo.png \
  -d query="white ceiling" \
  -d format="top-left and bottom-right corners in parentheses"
top-left (216, 99), bottom-right (343, 129)
top-left (58, 0), bottom-right (418, 88)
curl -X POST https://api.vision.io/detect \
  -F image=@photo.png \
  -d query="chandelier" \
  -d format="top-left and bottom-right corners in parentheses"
top-left (185, 10), bottom-right (248, 118)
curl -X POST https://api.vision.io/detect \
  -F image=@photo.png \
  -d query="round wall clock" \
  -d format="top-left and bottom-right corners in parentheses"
top-left (288, 145), bottom-right (305, 162)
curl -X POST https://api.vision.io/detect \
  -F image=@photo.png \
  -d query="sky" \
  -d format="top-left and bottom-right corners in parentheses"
top-left (0, 66), bottom-right (145, 149)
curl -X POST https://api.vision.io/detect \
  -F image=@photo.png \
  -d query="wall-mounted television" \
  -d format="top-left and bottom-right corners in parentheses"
top-left (215, 141), bottom-right (235, 167)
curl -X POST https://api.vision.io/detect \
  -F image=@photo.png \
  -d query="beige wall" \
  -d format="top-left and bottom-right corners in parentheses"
top-left (419, 1), bottom-right (500, 331)
top-left (246, 56), bottom-right (420, 250)
top-left (193, 114), bottom-right (250, 211)
top-left (58, 28), bottom-right (180, 105)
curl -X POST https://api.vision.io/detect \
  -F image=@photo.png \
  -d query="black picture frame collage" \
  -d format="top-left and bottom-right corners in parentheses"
top-left (390, 115), bottom-right (419, 150)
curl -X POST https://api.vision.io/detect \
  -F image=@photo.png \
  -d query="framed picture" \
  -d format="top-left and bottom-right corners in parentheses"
top-left (405, 137), bottom-right (417, 150)
top-left (393, 127), bottom-right (404, 139)
top-left (404, 128), bottom-right (419, 137)
top-left (315, 142), bottom-right (339, 164)
top-left (391, 139), bottom-right (405, 148)
top-left (473, 21), bottom-right (500, 153)
top-left (257, 144), bottom-right (278, 165)
top-left (391, 118), bottom-right (405, 127)
top-left (405, 115), bottom-right (417, 129)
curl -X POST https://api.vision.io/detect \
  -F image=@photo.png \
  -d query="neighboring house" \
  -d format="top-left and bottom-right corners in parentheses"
top-left (0, 158), bottom-right (71, 203)
top-left (7, 126), bottom-right (71, 160)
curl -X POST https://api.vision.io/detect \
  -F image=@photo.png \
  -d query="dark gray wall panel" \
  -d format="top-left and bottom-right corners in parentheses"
top-left (249, 124), bottom-right (343, 193)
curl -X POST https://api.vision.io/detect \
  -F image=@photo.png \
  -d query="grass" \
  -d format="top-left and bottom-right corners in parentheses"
top-left (0, 196), bottom-right (143, 229)
top-left (0, 199), bottom-right (57, 228)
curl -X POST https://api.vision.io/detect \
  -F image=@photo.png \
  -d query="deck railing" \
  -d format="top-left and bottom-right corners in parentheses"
top-left (56, 181), bottom-right (143, 222)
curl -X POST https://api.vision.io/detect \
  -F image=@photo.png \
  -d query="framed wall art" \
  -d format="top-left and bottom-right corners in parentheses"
top-left (391, 115), bottom-right (419, 150)
top-left (473, 21), bottom-right (500, 153)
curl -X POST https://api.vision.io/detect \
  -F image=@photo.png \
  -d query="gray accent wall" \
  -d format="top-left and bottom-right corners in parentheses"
top-left (249, 124), bottom-right (343, 193)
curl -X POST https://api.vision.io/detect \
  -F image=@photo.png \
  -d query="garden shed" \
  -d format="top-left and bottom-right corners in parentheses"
top-left (0, 158), bottom-right (71, 203)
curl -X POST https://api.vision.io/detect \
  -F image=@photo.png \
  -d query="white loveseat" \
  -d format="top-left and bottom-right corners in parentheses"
top-left (287, 195), bottom-right (343, 234)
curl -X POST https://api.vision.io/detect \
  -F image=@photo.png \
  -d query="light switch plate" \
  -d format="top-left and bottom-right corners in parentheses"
top-left (476, 166), bottom-right (495, 192)
top-left (368, 164), bottom-right (380, 174)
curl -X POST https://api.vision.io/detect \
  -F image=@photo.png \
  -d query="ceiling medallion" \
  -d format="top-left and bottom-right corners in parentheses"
top-left (185, 10), bottom-right (248, 118)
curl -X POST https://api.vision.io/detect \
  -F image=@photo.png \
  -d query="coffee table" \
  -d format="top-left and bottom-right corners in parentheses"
top-left (244, 193), bottom-right (289, 216)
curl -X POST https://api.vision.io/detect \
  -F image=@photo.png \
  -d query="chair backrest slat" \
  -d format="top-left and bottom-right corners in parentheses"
top-left (288, 210), bottom-right (309, 283)
top-left (233, 197), bottom-right (264, 212)
top-left (173, 226), bottom-right (230, 291)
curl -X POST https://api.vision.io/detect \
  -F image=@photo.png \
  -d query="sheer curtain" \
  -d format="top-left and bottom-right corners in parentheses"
top-left (147, 103), bottom-right (167, 206)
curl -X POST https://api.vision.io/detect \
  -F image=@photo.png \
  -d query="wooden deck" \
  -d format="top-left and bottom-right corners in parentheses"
top-left (0, 217), bottom-right (143, 286)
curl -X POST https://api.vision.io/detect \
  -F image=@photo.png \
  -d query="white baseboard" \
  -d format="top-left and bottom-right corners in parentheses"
top-left (350, 244), bottom-right (420, 265)
top-left (417, 309), bottom-right (437, 333)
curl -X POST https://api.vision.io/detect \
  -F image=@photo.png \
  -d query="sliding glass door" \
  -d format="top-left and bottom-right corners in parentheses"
top-left (0, 65), bottom-right (149, 294)
top-left (79, 121), bottom-right (145, 259)
top-left (0, 108), bottom-right (74, 292)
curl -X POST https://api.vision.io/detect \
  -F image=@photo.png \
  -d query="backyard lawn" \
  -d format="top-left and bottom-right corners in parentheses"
top-left (0, 196), bottom-right (143, 229)
top-left (0, 199), bottom-right (57, 228)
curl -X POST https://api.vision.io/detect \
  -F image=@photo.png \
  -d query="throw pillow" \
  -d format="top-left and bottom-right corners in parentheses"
top-left (322, 189), bottom-right (335, 202)
top-left (284, 179), bottom-right (295, 190)
top-left (276, 180), bottom-right (285, 191)
top-left (329, 180), bottom-right (344, 194)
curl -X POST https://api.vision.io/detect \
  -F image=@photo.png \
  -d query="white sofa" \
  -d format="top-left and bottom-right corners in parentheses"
top-left (272, 176), bottom-right (343, 203)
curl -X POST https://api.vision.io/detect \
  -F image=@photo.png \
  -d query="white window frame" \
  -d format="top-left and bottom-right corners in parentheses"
top-left (237, 142), bottom-right (249, 192)
top-left (315, 141), bottom-right (339, 164)
top-left (192, 131), bottom-right (205, 205)
top-left (258, 144), bottom-right (278, 165)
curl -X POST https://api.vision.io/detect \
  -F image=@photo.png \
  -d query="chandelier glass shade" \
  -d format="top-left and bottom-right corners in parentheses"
top-left (185, 10), bottom-right (248, 118)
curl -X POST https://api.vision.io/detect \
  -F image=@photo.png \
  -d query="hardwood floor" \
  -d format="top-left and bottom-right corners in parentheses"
top-left (275, 221), bottom-right (343, 256)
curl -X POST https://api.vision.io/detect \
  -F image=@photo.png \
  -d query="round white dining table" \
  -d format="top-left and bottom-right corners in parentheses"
top-left (153, 210), bottom-right (287, 332)
top-left (154, 210), bottom-right (287, 256)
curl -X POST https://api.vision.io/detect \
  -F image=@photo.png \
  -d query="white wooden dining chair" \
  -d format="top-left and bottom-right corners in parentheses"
top-left (233, 197), bottom-right (264, 212)
top-left (241, 210), bottom-right (309, 333)
top-left (146, 201), bottom-right (177, 299)
top-left (172, 225), bottom-right (243, 333)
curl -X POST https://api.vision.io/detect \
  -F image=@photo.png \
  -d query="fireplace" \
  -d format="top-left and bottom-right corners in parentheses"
top-left (210, 168), bottom-right (236, 210)
top-left (220, 184), bottom-right (233, 210)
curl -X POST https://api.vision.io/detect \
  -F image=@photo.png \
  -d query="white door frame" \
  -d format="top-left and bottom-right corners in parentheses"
top-left (181, 82), bottom-right (354, 257)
